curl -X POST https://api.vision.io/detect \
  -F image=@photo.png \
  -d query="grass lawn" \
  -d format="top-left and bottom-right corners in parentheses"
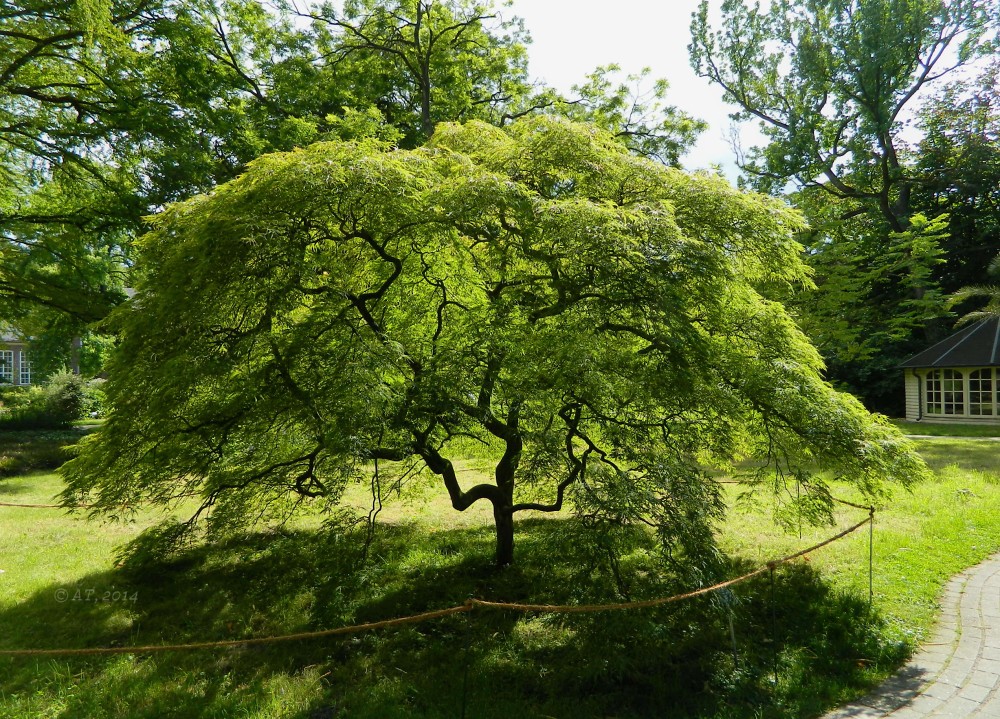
top-left (890, 419), bottom-right (1000, 437)
top-left (1, 437), bottom-right (1000, 718)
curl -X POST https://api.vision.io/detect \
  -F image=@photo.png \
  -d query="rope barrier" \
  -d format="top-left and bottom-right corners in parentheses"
top-left (0, 606), bottom-right (473, 657)
top-left (0, 502), bottom-right (87, 509)
top-left (830, 496), bottom-right (876, 512)
top-left (467, 515), bottom-right (871, 613)
top-left (0, 514), bottom-right (874, 658)
top-left (712, 481), bottom-right (878, 512)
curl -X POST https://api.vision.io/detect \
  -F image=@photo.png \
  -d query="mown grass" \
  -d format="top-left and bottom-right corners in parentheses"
top-left (1, 438), bottom-right (1000, 718)
top-left (890, 419), bottom-right (1000, 437)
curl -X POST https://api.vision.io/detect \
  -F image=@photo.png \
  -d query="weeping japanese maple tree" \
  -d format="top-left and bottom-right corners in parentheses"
top-left (62, 117), bottom-right (926, 566)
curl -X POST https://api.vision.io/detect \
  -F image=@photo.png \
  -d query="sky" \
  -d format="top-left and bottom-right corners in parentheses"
top-left (504, 0), bottom-right (761, 177)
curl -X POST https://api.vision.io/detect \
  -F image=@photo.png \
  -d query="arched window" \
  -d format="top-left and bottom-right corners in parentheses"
top-left (969, 369), bottom-right (994, 416)
top-left (926, 369), bottom-right (965, 415)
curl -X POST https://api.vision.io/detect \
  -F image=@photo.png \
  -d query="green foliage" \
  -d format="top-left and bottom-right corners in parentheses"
top-left (44, 370), bottom-right (86, 423)
top-left (918, 64), bottom-right (1000, 329)
top-left (325, 106), bottom-right (404, 144)
top-left (914, 64), bottom-right (1000, 292)
top-left (64, 117), bottom-right (928, 567)
top-left (301, 0), bottom-right (534, 146)
top-left (1, 0), bottom-right (705, 358)
top-left (0, 0), bottom-right (143, 324)
top-left (795, 212), bottom-right (949, 361)
top-left (949, 283), bottom-right (1000, 326)
top-left (690, 0), bottom-right (994, 217)
top-left (1, 0), bottom-right (540, 334)
top-left (690, 0), bottom-right (996, 411)
top-left (0, 370), bottom-right (86, 430)
top-left (82, 379), bottom-right (107, 419)
top-left (0, 386), bottom-right (31, 413)
top-left (7, 321), bottom-right (113, 385)
top-left (558, 65), bottom-right (707, 166)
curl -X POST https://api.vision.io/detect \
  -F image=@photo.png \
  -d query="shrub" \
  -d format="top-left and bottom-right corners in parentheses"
top-left (0, 370), bottom-right (86, 430)
top-left (0, 385), bottom-right (33, 413)
top-left (43, 370), bottom-right (85, 423)
top-left (81, 378), bottom-right (107, 419)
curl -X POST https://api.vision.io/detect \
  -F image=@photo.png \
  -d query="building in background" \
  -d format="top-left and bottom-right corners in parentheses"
top-left (900, 317), bottom-right (1000, 424)
top-left (0, 331), bottom-right (33, 386)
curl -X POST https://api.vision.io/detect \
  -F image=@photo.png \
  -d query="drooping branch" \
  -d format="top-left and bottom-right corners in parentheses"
top-left (512, 403), bottom-right (589, 513)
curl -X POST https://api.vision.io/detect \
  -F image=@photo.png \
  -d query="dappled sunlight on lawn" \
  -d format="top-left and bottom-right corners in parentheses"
top-left (4, 433), bottom-right (1000, 718)
top-left (0, 515), bottom-right (900, 719)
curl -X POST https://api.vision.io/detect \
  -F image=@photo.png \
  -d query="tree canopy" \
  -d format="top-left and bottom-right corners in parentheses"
top-left (690, 0), bottom-right (994, 224)
top-left (690, 0), bottom-right (998, 412)
top-left (62, 117), bottom-right (926, 566)
top-left (2, 0), bottom-right (703, 380)
top-left (913, 64), bottom-right (1000, 294)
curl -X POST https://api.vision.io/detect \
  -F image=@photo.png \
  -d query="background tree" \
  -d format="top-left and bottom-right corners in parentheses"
top-left (557, 64), bottom-right (707, 167)
top-left (291, 0), bottom-right (534, 147)
top-left (690, 0), bottom-right (997, 412)
top-left (3, 0), bottom-right (702, 383)
top-left (0, 0), bottom-right (144, 326)
top-left (0, 0), bottom-right (304, 360)
top-left (912, 63), bottom-right (1000, 297)
top-left (0, 0), bottom-right (531, 376)
top-left (62, 117), bottom-right (926, 567)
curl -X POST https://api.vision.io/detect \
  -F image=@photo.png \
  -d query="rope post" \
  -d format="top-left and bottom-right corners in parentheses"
top-left (768, 562), bottom-right (778, 685)
top-left (796, 481), bottom-right (802, 540)
top-left (868, 507), bottom-right (876, 610)
top-left (460, 598), bottom-right (474, 719)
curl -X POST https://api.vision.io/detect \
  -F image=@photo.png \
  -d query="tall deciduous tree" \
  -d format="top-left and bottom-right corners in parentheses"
top-left (913, 63), bottom-right (1000, 295)
top-left (690, 0), bottom-right (994, 229)
top-left (291, 0), bottom-right (534, 146)
top-left (0, 0), bottom-right (143, 324)
top-left (690, 0), bottom-right (996, 411)
top-left (62, 118), bottom-right (926, 567)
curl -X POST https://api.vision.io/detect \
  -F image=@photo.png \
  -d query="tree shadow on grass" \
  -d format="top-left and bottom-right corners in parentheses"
top-left (912, 439), bottom-right (1000, 476)
top-left (0, 518), bottom-right (914, 719)
top-left (0, 474), bottom-right (45, 496)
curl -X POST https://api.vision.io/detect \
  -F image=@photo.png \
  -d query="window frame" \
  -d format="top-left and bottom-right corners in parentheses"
top-left (17, 350), bottom-right (30, 385)
top-left (968, 368), bottom-right (994, 416)
top-left (925, 367), bottom-right (1000, 417)
top-left (0, 350), bottom-right (12, 384)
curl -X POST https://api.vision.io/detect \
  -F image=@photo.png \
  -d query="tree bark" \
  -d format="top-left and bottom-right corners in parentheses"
top-left (493, 499), bottom-right (514, 567)
top-left (491, 420), bottom-right (521, 567)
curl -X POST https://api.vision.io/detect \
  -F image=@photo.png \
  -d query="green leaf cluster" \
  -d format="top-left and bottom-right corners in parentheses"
top-left (1, 0), bottom-right (704, 381)
top-left (63, 117), bottom-right (927, 565)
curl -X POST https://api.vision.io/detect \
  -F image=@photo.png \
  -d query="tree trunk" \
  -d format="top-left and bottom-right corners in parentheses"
top-left (493, 500), bottom-right (514, 567)
top-left (492, 422), bottom-right (521, 567)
